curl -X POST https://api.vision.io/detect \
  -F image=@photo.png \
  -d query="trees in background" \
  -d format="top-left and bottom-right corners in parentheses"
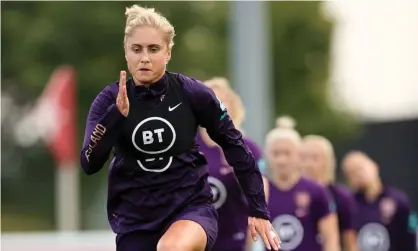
top-left (269, 2), bottom-right (357, 139)
top-left (1, 1), bottom-right (356, 231)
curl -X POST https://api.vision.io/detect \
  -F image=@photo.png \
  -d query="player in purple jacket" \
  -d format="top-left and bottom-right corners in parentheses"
top-left (342, 151), bottom-right (416, 251)
top-left (197, 77), bottom-right (270, 251)
top-left (299, 135), bottom-right (358, 251)
top-left (259, 116), bottom-right (340, 251)
top-left (80, 5), bottom-right (280, 251)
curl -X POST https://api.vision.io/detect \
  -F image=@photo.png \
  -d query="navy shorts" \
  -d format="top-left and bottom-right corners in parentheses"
top-left (116, 203), bottom-right (218, 251)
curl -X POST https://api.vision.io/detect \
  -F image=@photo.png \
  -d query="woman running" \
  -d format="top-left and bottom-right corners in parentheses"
top-left (80, 5), bottom-right (280, 251)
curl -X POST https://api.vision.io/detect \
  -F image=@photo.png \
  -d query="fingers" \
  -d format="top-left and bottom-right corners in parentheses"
top-left (248, 218), bottom-right (258, 241)
top-left (122, 83), bottom-right (127, 99)
top-left (266, 228), bottom-right (280, 251)
top-left (270, 229), bottom-right (281, 250)
top-left (119, 70), bottom-right (126, 88)
top-left (118, 70), bottom-right (127, 98)
top-left (259, 231), bottom-right (271, 250)
top-left (273, 234), bottom-right (281, 250)
top-left (272, 229), bottom-right (281, 250)
top-left (251, 218), bottom-right (280, 251)
top-left (115, 70), bottom-right (129, 117)
top-left (250, 217), bottom-right (271, 250)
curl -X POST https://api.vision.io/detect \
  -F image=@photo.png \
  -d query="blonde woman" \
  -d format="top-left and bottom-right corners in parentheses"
top-left (80, 5), bottom-right (279, 251)
top-left (300, 135), bottom-right (358, 251)
top-left (197, 77), bottom-right (269, 251)
top-left (261, 117), bottom-right (340, 251)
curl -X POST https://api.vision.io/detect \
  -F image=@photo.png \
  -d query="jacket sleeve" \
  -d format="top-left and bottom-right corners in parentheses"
top-left (180, 75), bottom-right (270, 219)
top-left (80, 85), bottom-right (126, 175)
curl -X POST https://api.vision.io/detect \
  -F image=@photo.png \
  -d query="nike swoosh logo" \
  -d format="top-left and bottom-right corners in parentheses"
top-left (168, 102), bottom-right (182, 112)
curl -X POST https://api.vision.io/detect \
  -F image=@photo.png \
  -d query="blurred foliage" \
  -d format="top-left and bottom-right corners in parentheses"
top-left (269, 2), bottom-right (358, 139)
top-left (1, 1), bottom-right (357, 231)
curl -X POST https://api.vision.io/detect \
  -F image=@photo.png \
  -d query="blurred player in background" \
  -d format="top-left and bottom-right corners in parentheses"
top-left (299, 135), bottom-right (358, 251)
top-left (197, 77), bottom-right (269, 251)
top-left (342, 151), bottom-right (417, 251)
top-left (259, 116), bottom-right (340, 251)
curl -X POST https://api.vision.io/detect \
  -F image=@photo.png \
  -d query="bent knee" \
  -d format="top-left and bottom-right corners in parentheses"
top-left (157, 239), bottom-right (197, 251)
top-left (157, 220), bottom-right (208, 251)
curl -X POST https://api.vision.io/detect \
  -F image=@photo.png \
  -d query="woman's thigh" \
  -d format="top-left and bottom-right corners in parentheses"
top-left (157, 204), bottom-right (218, 251)
top-left (116, 230), bottom-right (161, 251)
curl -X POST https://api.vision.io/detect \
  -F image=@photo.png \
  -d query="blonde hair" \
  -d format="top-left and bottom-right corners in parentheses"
top-left (203, 77), bottom-right (246, 130)
top-left (265, 116), bottom-right (301, 149)
top-left (342, 150), bottom-right (376, 168)
top-left (124, 5), bottom-right (176, 48)
top-left (302, 135), bottom-right (336, 182)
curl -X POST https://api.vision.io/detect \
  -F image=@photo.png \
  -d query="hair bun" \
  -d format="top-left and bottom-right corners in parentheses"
top-left (275, 116), bottom-right (296, 129)
top-left (125, 5), bottom-right (155, 17)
